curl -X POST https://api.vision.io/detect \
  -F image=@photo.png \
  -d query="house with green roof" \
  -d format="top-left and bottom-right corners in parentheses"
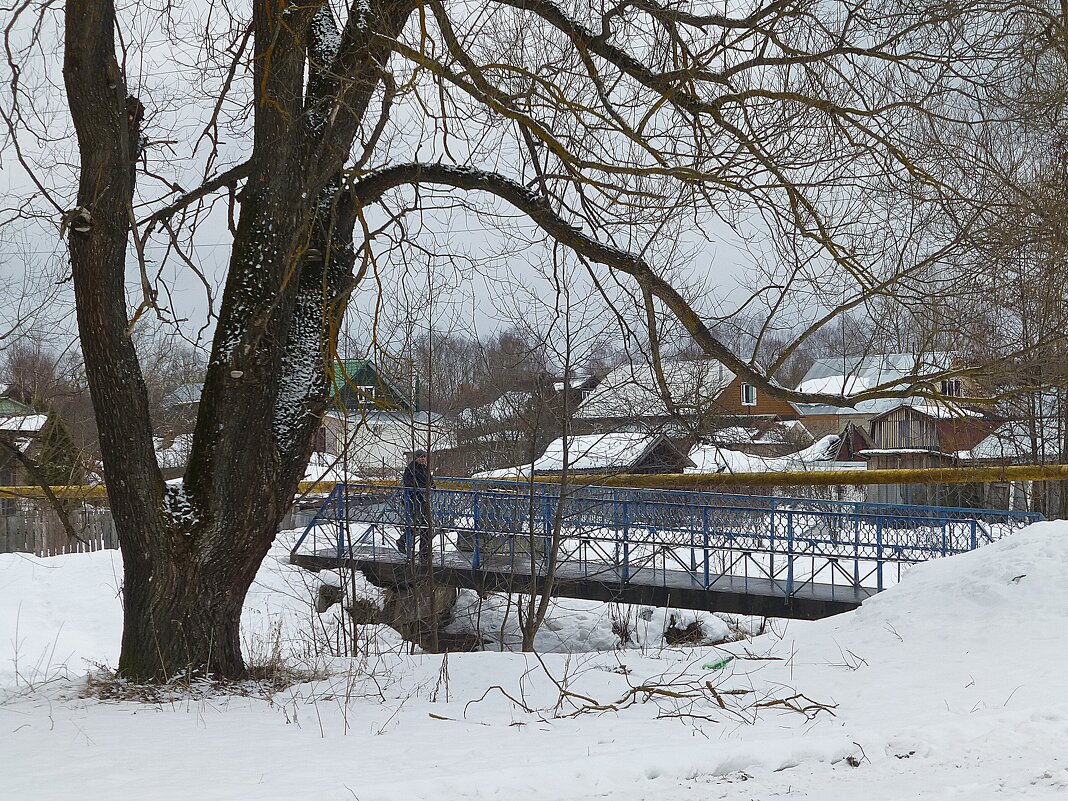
top-left (314, 360), bottom-right (452, 479)
top-left (0, 396), bottom-right (84, 512)
top-left (330, 359), bottom-right (419, 414)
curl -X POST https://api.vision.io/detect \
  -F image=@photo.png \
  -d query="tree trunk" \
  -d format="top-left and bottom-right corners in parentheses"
top-left (119, 551), bottom-right (250, 680)
top-left (63, 0), bottom-right (416, 681)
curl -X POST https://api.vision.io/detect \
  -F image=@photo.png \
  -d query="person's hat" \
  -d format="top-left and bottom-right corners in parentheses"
top-left (410, 449), bottom-right (429, 459)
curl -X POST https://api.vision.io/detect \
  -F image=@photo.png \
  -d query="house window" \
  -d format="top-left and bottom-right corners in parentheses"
top-left (355, 384), bottom-right (379, 406)
top-left (940, 379), bottom-right (963, 398)
top-left (741, 383), bottom-right (757, 406)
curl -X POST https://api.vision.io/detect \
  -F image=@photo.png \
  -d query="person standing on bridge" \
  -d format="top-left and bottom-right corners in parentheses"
top-left (399, 449), bottom-right (434, 562)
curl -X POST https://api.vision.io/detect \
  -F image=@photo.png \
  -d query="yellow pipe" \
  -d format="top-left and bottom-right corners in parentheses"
top-left (5, 463), bottom-right (1067, 501)
top-left (568, 464), bottom-right (1068, 490)
top-left (299, 464), bottom-right (1068, 492)
top-left (0, 484), bottom-right (109, 500)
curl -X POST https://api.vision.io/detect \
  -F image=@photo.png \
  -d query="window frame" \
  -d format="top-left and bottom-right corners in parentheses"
top-left (940, 378), bottom-right (963, 398)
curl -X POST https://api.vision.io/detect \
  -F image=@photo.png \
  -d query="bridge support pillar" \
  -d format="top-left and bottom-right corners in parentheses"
top-left (381, 580), bottom-right (468, 652)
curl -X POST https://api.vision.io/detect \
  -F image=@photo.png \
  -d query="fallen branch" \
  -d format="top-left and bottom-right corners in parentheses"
top-left (755, 693), bottom-right (838, 720)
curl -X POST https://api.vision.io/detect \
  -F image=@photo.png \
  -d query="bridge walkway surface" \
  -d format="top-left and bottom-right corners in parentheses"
top-left (290, 480), bottom-right (1041, 621)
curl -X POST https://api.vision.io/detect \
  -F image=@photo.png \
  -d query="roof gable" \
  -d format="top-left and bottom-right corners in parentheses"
top-left (797, 352), bottom-right (957, 397)
top-left (0, 396), bottom-right (36, 416)
top-left (332, 359), bottom-right (415, 413)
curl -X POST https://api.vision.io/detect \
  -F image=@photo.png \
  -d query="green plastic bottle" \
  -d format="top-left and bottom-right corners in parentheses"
top-left (702, 655), bottom-right (734, 671)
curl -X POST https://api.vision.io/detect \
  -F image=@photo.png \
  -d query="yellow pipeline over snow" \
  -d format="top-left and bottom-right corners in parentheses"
top-left (5, 463), bottom-right (1068, 501)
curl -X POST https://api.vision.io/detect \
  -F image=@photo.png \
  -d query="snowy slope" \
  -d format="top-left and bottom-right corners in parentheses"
top-left (1, 524), bottom-right (1067, 800)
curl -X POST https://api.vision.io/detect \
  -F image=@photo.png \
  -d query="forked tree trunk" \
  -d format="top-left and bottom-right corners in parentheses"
top-left (64, 0), bottom-right (413, 681)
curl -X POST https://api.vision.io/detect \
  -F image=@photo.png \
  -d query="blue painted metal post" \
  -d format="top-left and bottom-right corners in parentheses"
top-left (472, 492), bottom-right (482, 569)
top-left (768, 506), bottom-right (776, 579)
top-left (622, 501), bottom-right (630, 583)
top-left (703, 513), bottom-right (710, 588)
top-left (786, 510), bottom-right (795, 596)
top-left (876, 517), bottom-right (884, 592)
top-left (335, 485), bottom-right (345, 558)
top-left (690, 520), bottom-right (697, 574)
top-left (853, 505), bottom-right (861, 589)
top-left (404, 488), bottom-right (414, 554)
top-left (542, 493), bottom-right (552, 563)
top-left (970, 520), bottom-right (978, 552)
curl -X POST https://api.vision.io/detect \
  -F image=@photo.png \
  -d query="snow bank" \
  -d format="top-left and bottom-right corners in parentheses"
top-left (0, 550), bottom-right (124, 687)
top-left (448, 590), bottom-right (737, 652)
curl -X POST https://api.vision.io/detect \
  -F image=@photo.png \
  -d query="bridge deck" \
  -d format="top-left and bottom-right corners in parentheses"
top-left (291, 546), bottom-right (876, 620)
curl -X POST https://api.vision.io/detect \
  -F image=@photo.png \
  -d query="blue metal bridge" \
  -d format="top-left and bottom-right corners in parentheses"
top-left (290, 480), bottom-right (1042, 619)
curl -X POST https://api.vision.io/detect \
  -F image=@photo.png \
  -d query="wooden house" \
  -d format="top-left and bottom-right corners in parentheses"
top-left (861, 404), bottom-right (994, 505)
top-left (793, 352), bottom-right (974, 438)
top-left (318, 359), bottom-right (453, 478)
top-left (0, 397), bottom-right (83, 515)
top-left (573, 357), bottom-right (800, 437)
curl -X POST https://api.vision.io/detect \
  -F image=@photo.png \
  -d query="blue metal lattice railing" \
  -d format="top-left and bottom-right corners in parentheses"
top-left (290, 479), bottom-right (1044, 600)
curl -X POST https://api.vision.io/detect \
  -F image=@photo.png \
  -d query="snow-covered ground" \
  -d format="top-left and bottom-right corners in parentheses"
top-left (2, 523), bottom-right (1067, 799)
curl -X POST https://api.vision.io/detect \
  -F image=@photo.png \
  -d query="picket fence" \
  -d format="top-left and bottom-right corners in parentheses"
top-left (0, 503), bottom-right (319, 557)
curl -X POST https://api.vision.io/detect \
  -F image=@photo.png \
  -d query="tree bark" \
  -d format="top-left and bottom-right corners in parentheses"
top-left (62, 0), bottom-right (416, 681)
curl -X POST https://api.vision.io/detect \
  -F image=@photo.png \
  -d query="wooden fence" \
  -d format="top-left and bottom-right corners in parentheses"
top-left (0, 505), bottom-right (118, 556)
top-left (0, 502), bottom-right (319, 557)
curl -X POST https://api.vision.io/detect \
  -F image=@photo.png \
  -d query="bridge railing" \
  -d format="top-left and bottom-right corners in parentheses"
top-left (291, 479), bottom-right (1043, 600)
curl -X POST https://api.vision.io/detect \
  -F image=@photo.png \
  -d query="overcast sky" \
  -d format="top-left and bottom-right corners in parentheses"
top-left (0, 0), bottom-right (809, 370)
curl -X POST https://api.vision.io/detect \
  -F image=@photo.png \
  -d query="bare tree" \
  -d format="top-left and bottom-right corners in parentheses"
top-left (1, 0), bottom-right (1055, 679)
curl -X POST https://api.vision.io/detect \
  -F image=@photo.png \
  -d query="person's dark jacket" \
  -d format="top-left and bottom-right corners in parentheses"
top-left (402, 460), bottom-right (431, 496)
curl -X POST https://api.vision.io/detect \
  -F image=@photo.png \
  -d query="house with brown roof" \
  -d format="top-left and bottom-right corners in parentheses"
top-left (573, 357), bottom-right (799, 438)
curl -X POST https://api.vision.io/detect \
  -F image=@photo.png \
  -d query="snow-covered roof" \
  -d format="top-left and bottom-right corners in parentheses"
top-left (709, 420), bottom-right (812, 447)
top-left (964, 421), bottom-right (1062, 463)
top-left (686, 434), bottom-right (857, 474)
top-left (553, 379), bottom-right (586, 392)
top-left (0, 414), bottom-right (48, 435)
top-left (476, 432), bottom-right (684, 478)
top-left (327, 408), bottom-right (447, 426)
top-left (163, 383), bottom-right (203, 408)
top-left (4, 436), bottom-right (34, 454)
top-left (796, 392), bottom-right (979, 420)
top-left (794, 353), bottom-right (969, 418)
top-left (575, 358), bottom-right (734, 420)
top-left (797, 352), bottom-right (956, 395)
top-left (459, 391), bottom-right (533, 426)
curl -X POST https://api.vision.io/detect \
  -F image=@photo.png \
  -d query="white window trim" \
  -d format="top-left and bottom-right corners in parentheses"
top-left (741, 383), bottom-right (757, 406)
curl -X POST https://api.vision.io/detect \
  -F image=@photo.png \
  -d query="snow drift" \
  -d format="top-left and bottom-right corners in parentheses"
top-left (1, 523), bottom-right (1067, 800)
